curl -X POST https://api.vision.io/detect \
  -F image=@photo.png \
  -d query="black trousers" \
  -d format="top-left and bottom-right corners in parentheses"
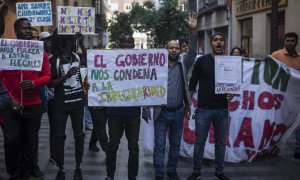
top-left (106, 115), bottom-right (140, 179)
top-left (53, 107), bottom-right (84, 169)
top-left (2, 104), bottom-right (42, 179)
top-left (47, 100), bottom-right (56, 159)
top-left (88, 108), bottom-right (108, 151)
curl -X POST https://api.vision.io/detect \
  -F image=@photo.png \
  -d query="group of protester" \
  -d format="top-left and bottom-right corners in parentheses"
top-left (1, 1), bottom-right (300, 179)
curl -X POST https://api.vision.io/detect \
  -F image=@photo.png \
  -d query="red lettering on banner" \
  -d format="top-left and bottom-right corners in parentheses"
top-left (270, 124), bottom-right (287, 146)
top-left (246, 149), bottom-right (256, 160)
top-left (246, 149), bottom-right (268, 161)
top-left (94, 55), bottom-right (106, 68)
top-left (258, 120), bottom-right (275, 150)
top-left (274, 94), bottom-right (283, 110)
top-left (233, 117), bottom-right (254, 148)
top-left (229, 95), bottom-right (240, 111)
top-left (242, 91), bottom-right (255, 110)
top-left (258, 92), bottom-right (284, 110)
top-left (258, 92), bottom-right (274, 109)
top-left (183, 117), bottom-right (195, 144)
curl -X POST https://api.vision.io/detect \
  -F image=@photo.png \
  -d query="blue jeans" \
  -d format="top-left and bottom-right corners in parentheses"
top-left (153, 107), bottom-right (183, 177)
top-left (193, 108), bottom-right (228, 173)
top-left (84, 105), bottom-right (92, 125)
top-left (295, 128), bottom-right (300, 153)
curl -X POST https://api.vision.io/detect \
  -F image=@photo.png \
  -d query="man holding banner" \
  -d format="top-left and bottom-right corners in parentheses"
top-left (271, 32), bottom-right (300, 160)
top-left (187, 33), bottom-right (232, 180)
top-left (105, 33), bottom-right (141, 180)
top-left (0, 18), bottom-right (51, 180)
top-left (152, 12), bottom-right (197, 180)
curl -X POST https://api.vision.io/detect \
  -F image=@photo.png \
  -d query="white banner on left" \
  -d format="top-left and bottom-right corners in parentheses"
top-left (0, 39), bottom-right (44, 71)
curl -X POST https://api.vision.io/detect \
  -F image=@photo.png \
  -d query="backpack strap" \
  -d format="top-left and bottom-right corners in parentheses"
top-left (72, 52), bottom-right (81, 66)
top-left (56, 57), bottom-right (60, 77)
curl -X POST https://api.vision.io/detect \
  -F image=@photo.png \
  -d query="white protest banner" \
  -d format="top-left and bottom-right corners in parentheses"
top-left (16, 2), bottom-right (52, 26)
top-left (87, 49), bottom-right (168, 107)
top-left (144, 57), bottom-right (300, 163)
top-left (57, 6), bottom-right (95, 34)
top-left (215, 56), bottom-right (242, 94)
top-left (0, 39), bottom-right (44, 71)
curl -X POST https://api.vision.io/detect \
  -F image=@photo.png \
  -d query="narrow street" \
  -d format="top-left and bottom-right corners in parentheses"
top-left (0, 114), bottom-right (300, 180)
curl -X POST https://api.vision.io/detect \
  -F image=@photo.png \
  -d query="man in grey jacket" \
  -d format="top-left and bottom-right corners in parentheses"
top-left (143, 12), bottom-right (198, 180)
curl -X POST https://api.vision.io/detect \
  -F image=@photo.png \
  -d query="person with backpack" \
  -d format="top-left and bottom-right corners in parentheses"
top-left (49, 32), bottom-right (86, 180)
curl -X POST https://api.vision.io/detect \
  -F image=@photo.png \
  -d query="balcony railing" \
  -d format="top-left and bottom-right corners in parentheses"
top-left (198, 0), bottom-right (227, 16)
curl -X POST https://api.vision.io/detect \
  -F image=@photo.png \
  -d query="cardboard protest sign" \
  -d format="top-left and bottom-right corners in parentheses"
top-left (57, 6), bottom-right (95, 34)
top-left (16, 2), bottom-right (52, 26)
top-left (215, 56), bottom-right (242, 94)
top-left (0, 38), bottom-right (44, 71)
top-left (87, 49), bottom-right (168, 106)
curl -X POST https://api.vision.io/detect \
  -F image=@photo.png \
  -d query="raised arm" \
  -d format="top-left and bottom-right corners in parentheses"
top-left (183, 11), bottom-right (198, 70)
top-left (75, 32), bottom-right (87, 67)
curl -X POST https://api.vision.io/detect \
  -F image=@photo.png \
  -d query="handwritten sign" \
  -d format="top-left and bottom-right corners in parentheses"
top-left (16, 2), bottom-right (52, 26)
top-left (87, 49), bottom-right (168, 107)
top-left (0, 39), bottom-right (44, 71)
top-left (57, 6), bottom-right (95, 34)
top-left (215, 56), bottom-right (242, 94)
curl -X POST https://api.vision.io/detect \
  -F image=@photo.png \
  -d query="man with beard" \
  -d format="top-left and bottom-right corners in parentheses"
top-left (187, 33), bottom-right (232, 180)
top-left (152, 12), bottom-right (197, 180)
top-left (271, 32), bottom-right (300, 160)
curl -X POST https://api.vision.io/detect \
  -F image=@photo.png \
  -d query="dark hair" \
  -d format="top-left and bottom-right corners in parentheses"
top-left (210, 32), bottom-right (226, 43)
top-left (179, 39), bottom-right (188, 47)
top-left (51, 29), bottom-right (76, 56)
top-left (285, 32), bottom-right (298, 42)
top-left (14, 18), bottom-right (30, 32)
top-left (230, 47), bottom-right (242, 55)
top-left (119, 33), bottom-right (134, 48)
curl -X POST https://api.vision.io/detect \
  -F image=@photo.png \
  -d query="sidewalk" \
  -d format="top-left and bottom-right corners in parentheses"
top-left (0, 114), bottom-right (300, 180)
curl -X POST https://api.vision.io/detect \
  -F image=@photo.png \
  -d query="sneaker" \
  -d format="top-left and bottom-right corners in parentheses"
top-left (89, 144), bottom-right (100, 152)
top-left (215, 172), bottom-right (230, 180)
top-left (74, 168), bottom-right (83, 180)
top-left (167, 172), bottom-right (180, 180)
top-left (294, 152), bottom-right (300, 160)
top-left (155, 176), bottom-right (164, 180)
top-left (187, 172), bottom-right (201, 180)
top-left (55, 169), bottom-right (65, 180)
top-left (31, 164), bottom-right (45, 179)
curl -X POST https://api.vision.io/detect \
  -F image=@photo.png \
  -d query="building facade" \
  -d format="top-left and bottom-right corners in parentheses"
top-left (1, 0), bottom-right (106, 48)
top-left (194, 0), bottom-right (231, 55)
top-left (232, 0), bottom-right (300, 58)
